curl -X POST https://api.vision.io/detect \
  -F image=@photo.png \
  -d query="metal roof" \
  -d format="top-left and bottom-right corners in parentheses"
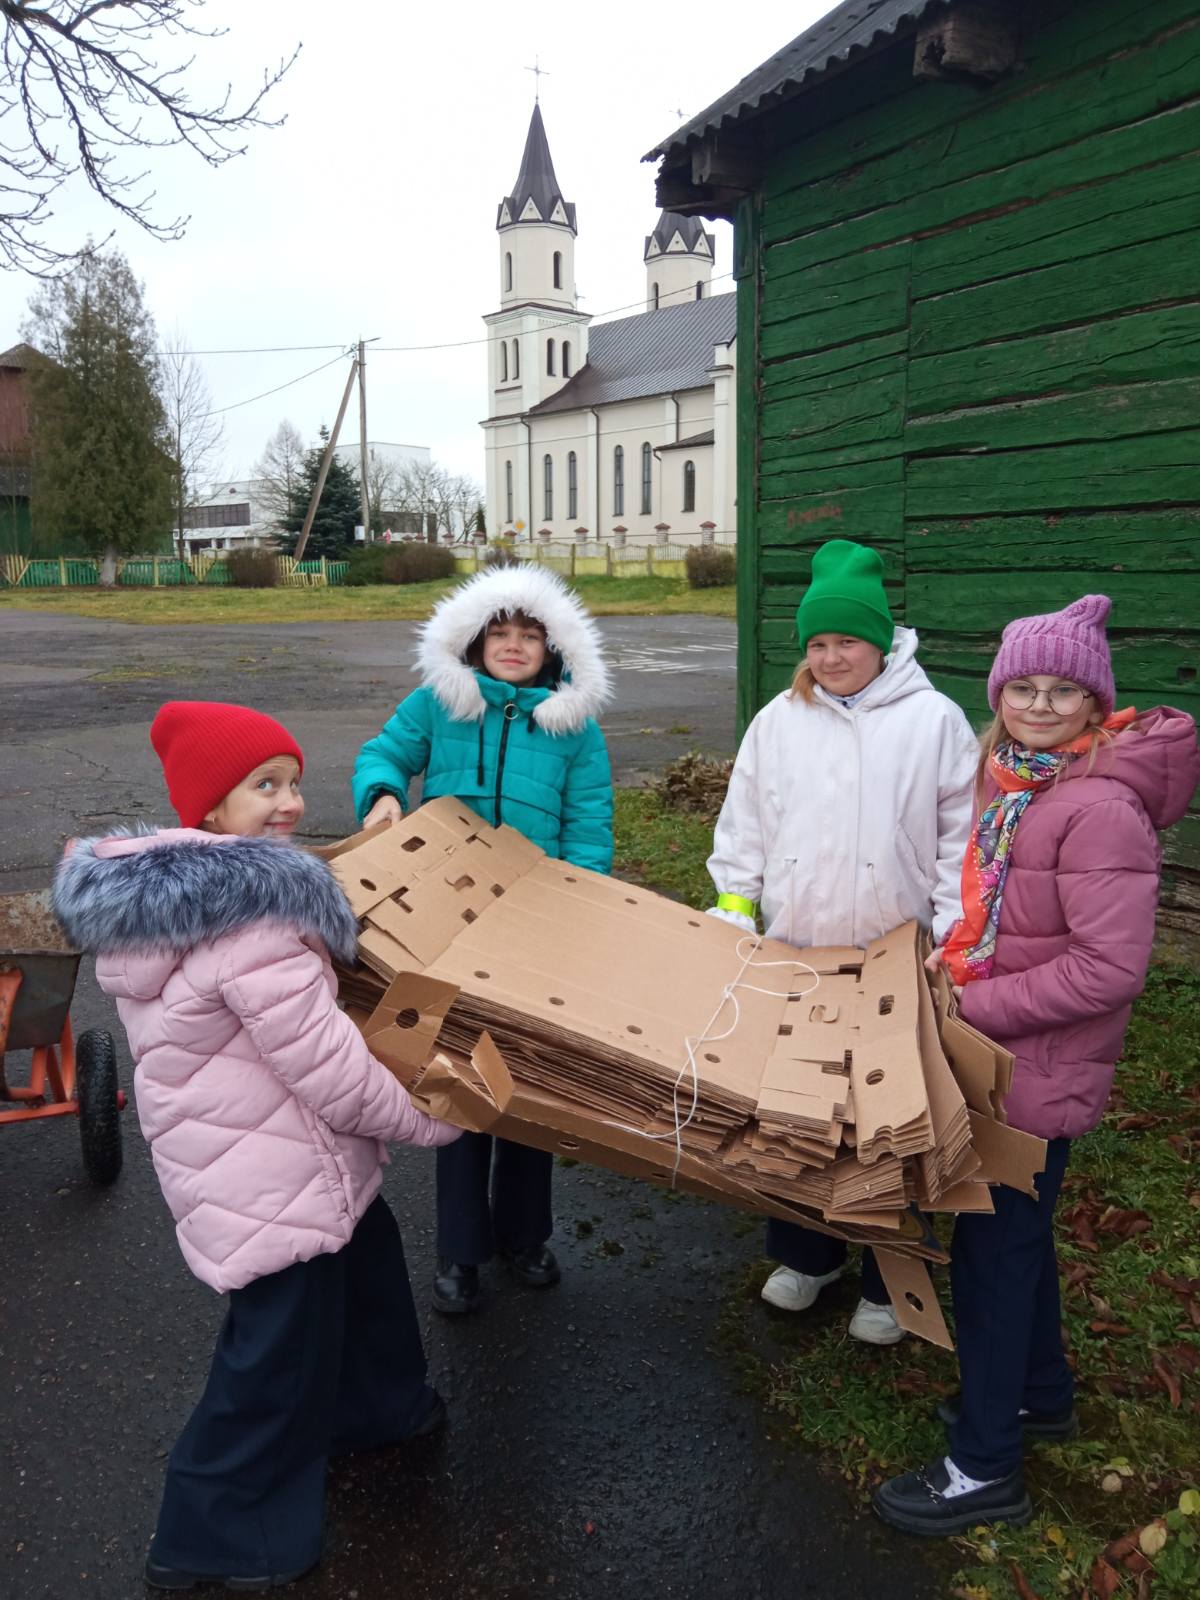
top-left (498, 103), bottom-right (577, 233)
top-left (528, 294), bottom-right (736, 416)
top-left (645, 0), bottom-right (947, 161)
top-left (643, 210), bottom-right (715, 262)
top-left (658, 428), bottom-right (716, 452)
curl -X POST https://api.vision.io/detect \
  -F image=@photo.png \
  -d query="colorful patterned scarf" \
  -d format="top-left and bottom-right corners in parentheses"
top-left (942, 709), bottom-right (1137, 984)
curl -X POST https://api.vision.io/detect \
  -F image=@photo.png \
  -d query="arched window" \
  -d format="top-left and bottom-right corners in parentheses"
top-left (505, 461), bottom-right (514, 524)
top-left (613, 446), bottom-right (624, 517)
top-left (562, 341), bottom-right (571, 377)
top-left (651, 281), bottom-right (660, 310)
top-left (543, 454), bottom-right (554, 521)
top-left (695, 280), bottom-right (705, 301)
top-left (567, 451), bottom-right (578, 520)
top-left (512, 338), bottom-right (520, 378)
top-left (683, 459), bottom-right (696, 513)
top-left (505, 252), bottom-right (513, 291)
top-left (547, 339), bottom-right (555, 376)
top-left (500, 341), bottom-right (508, 382)
top-left (553, 251), bottom-right (562, 289)
top-left (640, 441), bottom-right (653, 515)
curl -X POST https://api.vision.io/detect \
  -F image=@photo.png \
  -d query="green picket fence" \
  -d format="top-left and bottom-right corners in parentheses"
top-left (1, 554), bottom-right (350, 589)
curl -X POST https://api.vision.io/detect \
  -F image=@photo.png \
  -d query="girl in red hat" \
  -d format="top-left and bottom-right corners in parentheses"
top-left (54, 700), bottom-right (461, 1592)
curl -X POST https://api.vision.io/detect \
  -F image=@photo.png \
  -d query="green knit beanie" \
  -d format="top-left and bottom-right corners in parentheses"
top-left (795, 539), bottom-right (895, 654)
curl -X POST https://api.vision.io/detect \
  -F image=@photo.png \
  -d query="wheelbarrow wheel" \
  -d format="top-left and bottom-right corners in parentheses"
top-left (77, 1029), bottom-right (123, 1185)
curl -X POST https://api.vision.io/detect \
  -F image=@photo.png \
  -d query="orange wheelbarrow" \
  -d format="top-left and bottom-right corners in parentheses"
top-left (0, 889), bottom-right (125, 1184)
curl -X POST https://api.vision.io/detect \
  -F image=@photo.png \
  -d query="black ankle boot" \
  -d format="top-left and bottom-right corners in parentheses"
top-left (502, 1244), bottom-right (560, 1289)
top-left (432, 1259), bottom-right (481, 1315)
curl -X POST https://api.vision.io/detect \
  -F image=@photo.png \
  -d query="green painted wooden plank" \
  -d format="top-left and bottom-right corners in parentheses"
top-left (906, 510), bottom-right (1200, 571)
top-left (761, 333), bottom-right (909, 400)
top-left (910, 227), bottom-right (1200, 357)
top-left (760, 448), bottom-right (906, 500)
top-left (735, 193), bottom-right (763, 734)
top-left (912, 152), bottom-right (1200, 300)
top-left (761, 0), bottom-right (1200, 203)
top-left (769, 19), bottom-right (1200, 239)
top-left (907, 377), bottom-right (1200, 454)
top-left (906, 429), bottom-right (1200, 515)
top-left (1160, 815), bottom-right (1200, 872)
top-left (758, 484), bottom-right (906, 546)
top-left (761, 282), bottom-right (909, 362)
top-left (761, 546), bottom-right (905, 582)
top-left (765, 95), bottom-right (1200, 257)
top-left (761, 372), bottom-right (907, 450)
top-left (906, 568), bottom-right (1200, 630)
top-left (764, 237), bottom-right (908, 309)
top-left (907, 304), bottom-right (1200, 417)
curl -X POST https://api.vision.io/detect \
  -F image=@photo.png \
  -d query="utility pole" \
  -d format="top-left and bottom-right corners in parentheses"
top-left (293, 357), bottom-right (359, 563)
top-left (357, 338), bottom-right (369, 540)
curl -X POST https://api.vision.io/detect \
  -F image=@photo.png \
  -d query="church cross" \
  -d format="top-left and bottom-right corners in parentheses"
top-left (526, 56), bottom-right (550, 100)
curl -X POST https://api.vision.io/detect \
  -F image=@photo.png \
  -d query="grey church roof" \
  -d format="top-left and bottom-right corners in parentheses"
top-left (528, 293), bottom-right (736, 415)
top-left (498, 103), bottom-right (577, 233)
top-left (645, 0), bottom-right (948, 160)
top-left (643, 210), bottom-right (715, 262)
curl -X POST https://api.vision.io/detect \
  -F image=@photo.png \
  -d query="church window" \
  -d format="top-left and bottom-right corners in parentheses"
top-left (512, 339), bottom-right (520, 378)
top-left (683, 459), bottom-right (696, 513)
top-left (695, 281), bottom-right (704, 300)
top-left (505, 252), bottom-right (513, 292)
top-left (543, 454), bottom-right (554, 521)
top-left (640, 442), bottom-right (652, 515)
top-left (562, 342), bottom-right (571, 377)
top-left (505, 461), bottom-right (514, 523)
top-left (613, 446), bottom-right (624, 516)
top-left (553, 251), bottom-right (562, 289)
top-left (651, 282), bottom-right (660, 310)
top-left (547, 339), bottom-right (555, 376)
top-left (567, 451), bottom-right (578, 519)
top-left (500, 341), bottom-right (508, 382)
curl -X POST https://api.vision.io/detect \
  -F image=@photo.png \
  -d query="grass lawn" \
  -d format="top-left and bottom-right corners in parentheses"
top-left (614, 783), bottom-right (1200, 1600)
top-left (0, 576), bottom-right (736, 625)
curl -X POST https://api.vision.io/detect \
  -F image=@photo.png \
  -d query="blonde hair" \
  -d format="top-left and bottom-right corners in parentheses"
top-left (976, 708), bottom-right (1137, 801)
top-left (788, 661), bottom-right (817, 702)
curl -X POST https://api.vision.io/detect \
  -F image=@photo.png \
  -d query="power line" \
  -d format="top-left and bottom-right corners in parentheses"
top-left (203, 351), bottom-right (350, 417)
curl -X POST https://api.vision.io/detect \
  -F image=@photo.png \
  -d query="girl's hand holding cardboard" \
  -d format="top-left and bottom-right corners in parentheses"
top-left (363, 793), bottom-right (403, 828)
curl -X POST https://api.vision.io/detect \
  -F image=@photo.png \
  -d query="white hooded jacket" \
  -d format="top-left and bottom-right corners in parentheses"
top-left (707, 627), bottom-right (979, 949)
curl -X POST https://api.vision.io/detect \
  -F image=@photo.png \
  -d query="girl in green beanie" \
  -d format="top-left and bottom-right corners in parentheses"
top-left (707, 538), bottom-right (978, 1343)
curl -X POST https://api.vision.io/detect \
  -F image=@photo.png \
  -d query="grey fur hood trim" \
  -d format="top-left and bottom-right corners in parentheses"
top-left (53, 829), bottom-right (359, 963)
top-left (417, 564), bottom-right (611, 733)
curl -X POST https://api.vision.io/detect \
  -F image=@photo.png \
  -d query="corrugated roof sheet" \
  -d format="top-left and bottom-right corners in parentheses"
top-left (645, 0), bottom-right (947, 161)
top-left (528, 294), bottom-right (736, 415)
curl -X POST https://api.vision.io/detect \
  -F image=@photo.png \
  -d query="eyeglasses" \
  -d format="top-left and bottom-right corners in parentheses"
top-left (1001, 682), bottom-right (1092, 715)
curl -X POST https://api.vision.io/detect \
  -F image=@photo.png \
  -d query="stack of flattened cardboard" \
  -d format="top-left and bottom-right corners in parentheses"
top-left (320, 801), bottom-right (1046, 1347)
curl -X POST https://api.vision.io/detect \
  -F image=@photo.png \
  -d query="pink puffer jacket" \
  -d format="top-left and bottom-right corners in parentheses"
top-left (53, 828), bottom-right (459, 1292)
top-left (959, 706), bottom-right (1199, 1140)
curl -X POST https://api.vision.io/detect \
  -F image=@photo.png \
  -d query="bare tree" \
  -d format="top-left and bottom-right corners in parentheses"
top-left (0, 2), bottom-right (299, 273)
top-left (253, 419), bottom-right (305, 531)
top-left (391, 460), bottom-right (485, 542)
top-left (160, 331), bottom-right (222, 561)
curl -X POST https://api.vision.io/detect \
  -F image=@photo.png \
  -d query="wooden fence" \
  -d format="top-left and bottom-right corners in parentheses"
top-left (0, 554), bottom-right (350, 589)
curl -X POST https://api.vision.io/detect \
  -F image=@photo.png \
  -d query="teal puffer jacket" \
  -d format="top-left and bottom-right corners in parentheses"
top-left (352, 566), bottom-right (614, 873)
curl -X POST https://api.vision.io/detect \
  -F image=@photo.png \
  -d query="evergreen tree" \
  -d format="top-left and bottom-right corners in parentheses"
top-left (25, 247), bottom-right (173, 583)
top-left (280, 431), bottom-right (362, 559)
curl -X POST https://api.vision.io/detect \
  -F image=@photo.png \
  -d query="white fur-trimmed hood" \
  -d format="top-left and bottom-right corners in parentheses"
top-left (416, 565), bottom-right (611, 734)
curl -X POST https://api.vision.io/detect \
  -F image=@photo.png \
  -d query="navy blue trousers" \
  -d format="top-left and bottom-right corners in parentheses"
top-left (950, 1137), bottom-right (1074, 1479)
top-left (765, 1219), bottom-right (888, 1305)
top-left (436, 1132), bottom-right (553, 1263)
top-left (150, 1196), bottom-right (433, 1579)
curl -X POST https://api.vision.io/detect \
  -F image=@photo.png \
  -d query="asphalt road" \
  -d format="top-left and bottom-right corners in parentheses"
top-left (0, 610), bottom-right (941, 1600)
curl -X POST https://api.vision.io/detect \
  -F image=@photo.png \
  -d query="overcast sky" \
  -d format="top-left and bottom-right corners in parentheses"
top-left (0, 0), bottom-right (830, 490)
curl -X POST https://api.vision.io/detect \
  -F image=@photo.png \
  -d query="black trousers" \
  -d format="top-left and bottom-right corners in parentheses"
top-left (764, 1219), bottom-right (889, 1305)
top-left (150, 1196), bottom-right (432, 1579)
top-left (949, 1136), bottom-right (1074, 1479)
top-left (436, 1131), bottom-right (553, 1263)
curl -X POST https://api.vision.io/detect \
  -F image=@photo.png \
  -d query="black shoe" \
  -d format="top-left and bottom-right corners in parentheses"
top-left (432, 1259), bottom-right (481, 1315)
top-left (145, 1556), bottom-right (317, 1591)
top-left (502, 1243), bottom-right (561, 1289)
top-left (873, 1458), bottom-right (1032, 1537)
top-left (936, 1392), bottom-right (1079, 1442)
top-left (405, 1388), bottom-right (447, 1441)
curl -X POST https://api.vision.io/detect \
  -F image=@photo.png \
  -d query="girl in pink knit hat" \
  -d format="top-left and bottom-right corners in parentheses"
top-left (54, 701), bottom-right (461, 1591)
top-left (875, 597), bottom-right (1200, 1538)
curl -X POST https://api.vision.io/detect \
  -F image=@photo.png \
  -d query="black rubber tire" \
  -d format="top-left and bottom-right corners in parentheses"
top-left (77, 1029), bottom-right (123, 1185)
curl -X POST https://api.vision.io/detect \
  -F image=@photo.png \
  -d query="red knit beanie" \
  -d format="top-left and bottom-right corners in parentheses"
top-left (150, 702), bottom-right (304, 827)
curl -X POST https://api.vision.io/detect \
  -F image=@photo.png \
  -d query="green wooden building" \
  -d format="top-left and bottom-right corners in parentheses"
top-left (648, 0), bottom-right (1200, 933)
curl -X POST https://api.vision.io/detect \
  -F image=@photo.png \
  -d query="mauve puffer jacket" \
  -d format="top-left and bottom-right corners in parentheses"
top-left (53, 829), bottom-right (458, 1292)
top-left (958, 706), bottom-right (1199, 1140)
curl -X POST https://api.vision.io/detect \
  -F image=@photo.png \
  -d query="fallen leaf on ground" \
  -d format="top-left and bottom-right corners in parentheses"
top-left (1139, 1521), bottom-right (1168, 1558)
top-left (1152, 1353), bottom-right (1183, 1408)
top-left (1007, 1559), bottom-right (1042, 1600)
top-left (1088, 1556), bottom-right (1122, 1598)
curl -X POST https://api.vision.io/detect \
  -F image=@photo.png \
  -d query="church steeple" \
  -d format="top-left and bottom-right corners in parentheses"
top-left (497, 103), bottom-right (577, 234)
top-left (497, 104), bottom-right (578, 313)
top-left (644, 209), bottom-right (714, 311)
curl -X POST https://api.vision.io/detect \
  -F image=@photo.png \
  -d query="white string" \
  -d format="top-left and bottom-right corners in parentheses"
top-left (602, 935), bottom-right (822, 1181)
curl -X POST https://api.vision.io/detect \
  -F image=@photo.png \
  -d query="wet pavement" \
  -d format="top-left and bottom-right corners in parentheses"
top-left (0, 610), bottom-right (942, 1600)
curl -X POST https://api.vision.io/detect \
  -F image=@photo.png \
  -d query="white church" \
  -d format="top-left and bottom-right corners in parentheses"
top-left (482, 104), bottom-right (737, 545)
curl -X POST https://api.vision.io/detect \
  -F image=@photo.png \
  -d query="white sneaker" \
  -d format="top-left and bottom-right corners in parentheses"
top-left (848, 1298), bottom-right (907, 1345)
top-left (760, 1264), bottom-right (845, 1312)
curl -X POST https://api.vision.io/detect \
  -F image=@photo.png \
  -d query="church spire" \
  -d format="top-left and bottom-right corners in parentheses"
top-left (497, 104), bottom-right (577, 234)
top-left (644, 208), bottom-right (715, 311)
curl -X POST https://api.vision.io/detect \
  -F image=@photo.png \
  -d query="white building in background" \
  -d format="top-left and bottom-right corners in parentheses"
top-left (481, 104), bottom-right (737, 545)
top-left (332, 440), bottom-right (430, 481)
top-left (181, 479), bottom-right (273, 553)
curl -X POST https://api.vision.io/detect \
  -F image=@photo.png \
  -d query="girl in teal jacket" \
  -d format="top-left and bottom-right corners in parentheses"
top-left (352, 563), bottom-right (614, 1313)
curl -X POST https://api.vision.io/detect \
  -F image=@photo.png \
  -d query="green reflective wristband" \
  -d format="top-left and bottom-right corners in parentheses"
top-left (716, 893), bottom-right (757, 919)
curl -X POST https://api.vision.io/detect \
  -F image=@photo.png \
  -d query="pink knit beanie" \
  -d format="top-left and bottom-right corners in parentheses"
top-left (987, 594), bottom-right (1115, 717)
